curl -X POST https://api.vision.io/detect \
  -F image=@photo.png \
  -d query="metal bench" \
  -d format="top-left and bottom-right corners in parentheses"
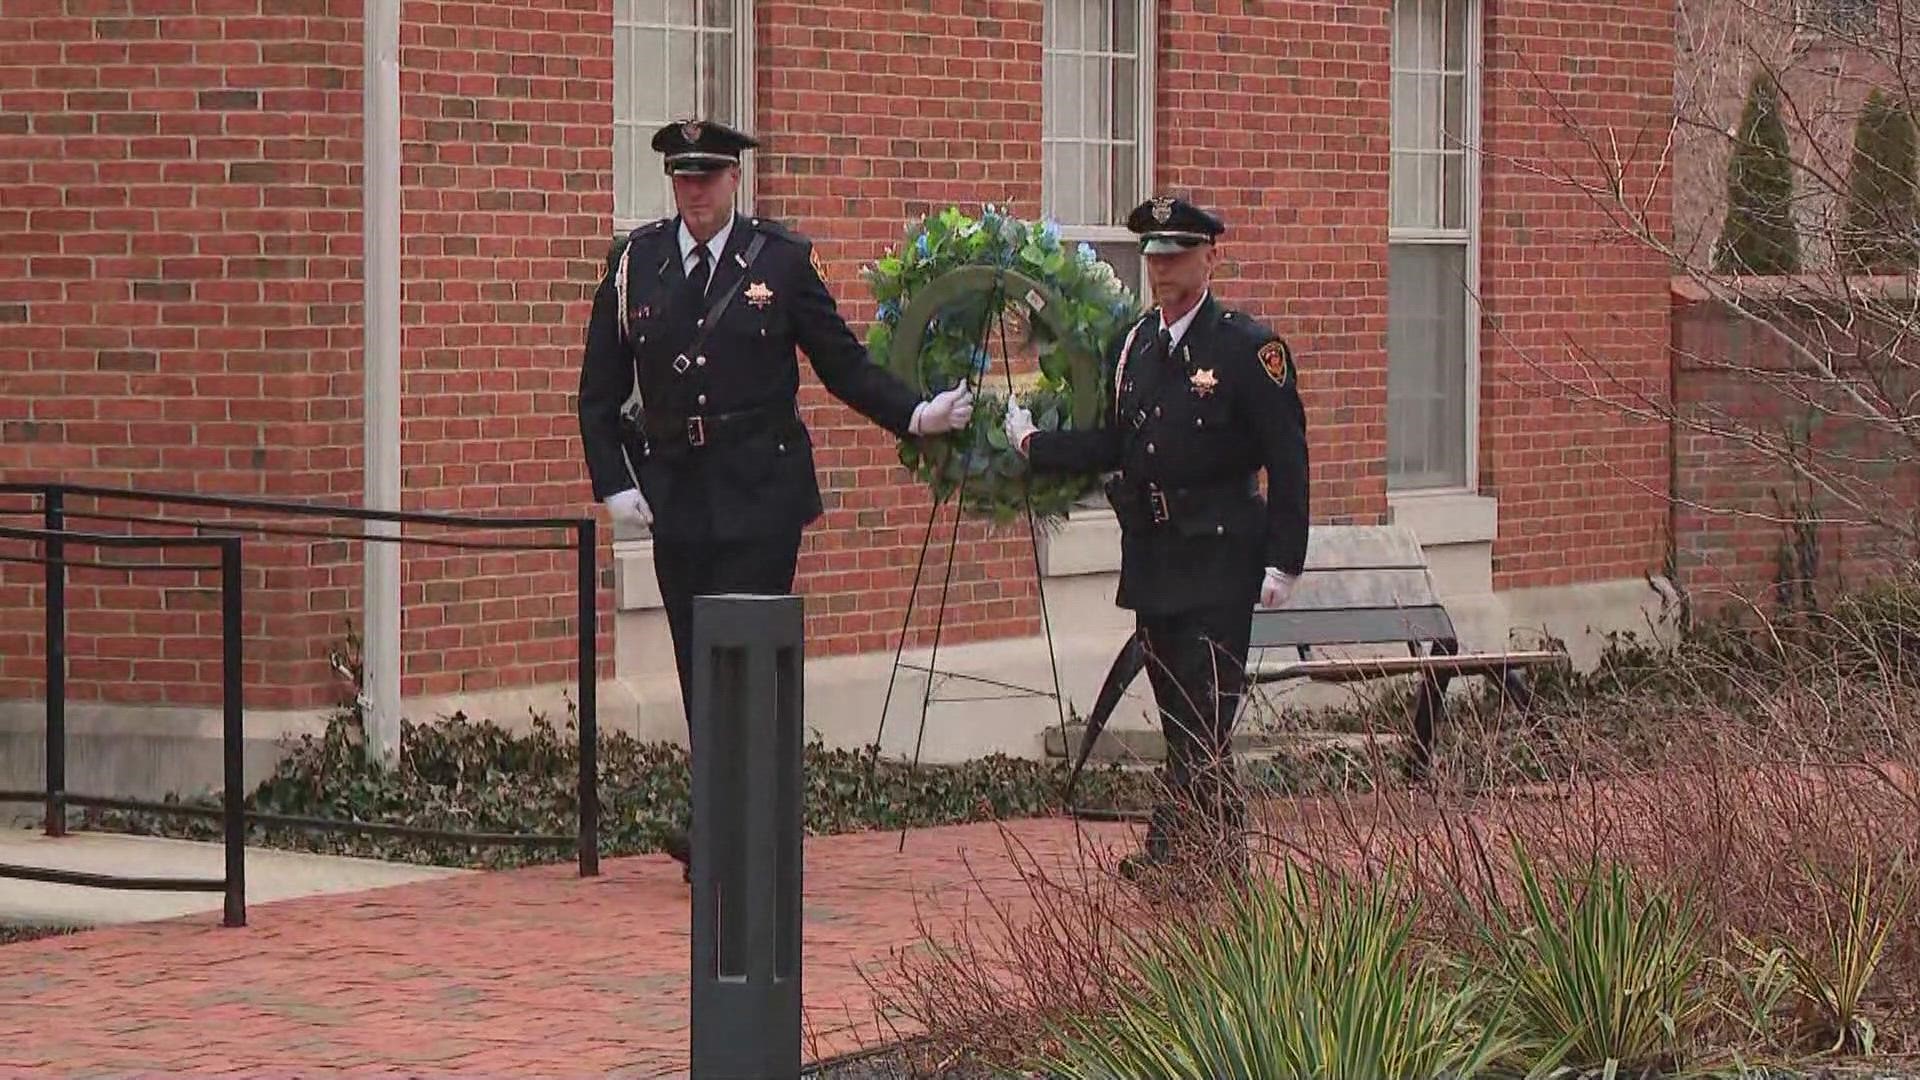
top-left (1061, 524), bottom-right (1567, 803)
top-left (1247, 524), bottom-right (1566, 773)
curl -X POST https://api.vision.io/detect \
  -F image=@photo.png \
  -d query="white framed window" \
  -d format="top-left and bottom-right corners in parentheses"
top-left (612, 0), bottom-right (755, 232)
top-left (1043, 0), bottom-right (1154, 295)
top-left (1387, 0), bottom-right (1480, 492)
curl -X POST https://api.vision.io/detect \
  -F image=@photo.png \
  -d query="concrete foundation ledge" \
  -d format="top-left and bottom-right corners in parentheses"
top-left (0, 575), bottom-right (1671, 800)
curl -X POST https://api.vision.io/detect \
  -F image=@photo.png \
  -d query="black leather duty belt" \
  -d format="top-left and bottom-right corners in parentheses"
top-left (1106, 473), bottom-right (1259, 528)
top-left (642, 401), bottom-right (798, 451)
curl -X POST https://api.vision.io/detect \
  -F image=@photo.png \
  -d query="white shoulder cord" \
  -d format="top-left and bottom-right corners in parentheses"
top-left (1111, 315), bottom-right (1150, 413)
top-left (615, 241), bottom-right (631, 344)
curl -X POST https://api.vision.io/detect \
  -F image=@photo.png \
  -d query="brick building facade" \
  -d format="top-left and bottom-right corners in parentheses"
top-left (2, 0), bottom-right (1682, 777)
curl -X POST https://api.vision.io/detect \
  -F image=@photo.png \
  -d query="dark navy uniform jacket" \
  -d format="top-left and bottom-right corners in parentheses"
top-left (1027, 293), bottom-right (1309, 615)
top-left (577, 212), bottom-right (923, 542)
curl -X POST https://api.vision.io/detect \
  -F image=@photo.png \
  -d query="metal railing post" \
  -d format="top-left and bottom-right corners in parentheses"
top-left (689, 593), bottom-right (804, 1080)
top-left (220, 535), bottom-right (246, 928)
top-left (576, 519), bottom-right (599, 877)
top-left (43, 485), bottom-right (65, 838)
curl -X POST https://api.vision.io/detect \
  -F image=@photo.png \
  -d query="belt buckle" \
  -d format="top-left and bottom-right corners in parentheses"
top-left (686, 415), bottom-right (707, 447)
top-left (1148, 486), bottom-right (1169, 525)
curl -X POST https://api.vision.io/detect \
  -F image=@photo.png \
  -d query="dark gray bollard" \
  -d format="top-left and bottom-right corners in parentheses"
top-left (689, 594), bottom-right (804, 1080)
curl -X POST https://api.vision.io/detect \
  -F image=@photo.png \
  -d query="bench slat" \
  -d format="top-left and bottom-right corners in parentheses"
top-left (1250, 605), bottom-right (1456, 649)
top-left (1281, 568), bottom-right (1441, 612)
top-left (1301, 525), bottom-right (1428, 571)
top-left (1247, 649), bottom-right (1567, 685)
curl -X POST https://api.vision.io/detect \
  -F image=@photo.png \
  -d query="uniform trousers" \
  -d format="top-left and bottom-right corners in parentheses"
top-left (1135, 604), bottom-right (1253, 862)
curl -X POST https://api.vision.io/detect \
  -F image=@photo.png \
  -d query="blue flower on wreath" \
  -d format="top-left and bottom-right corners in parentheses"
top-left (1041, 219), bottom-right (1060, 243)
top-left (876, 300), bottom-right (901, 323)
top-left (1077, 242), bottom-right (1097, 265)
top-left (915, 233), bottom-right (932, 259)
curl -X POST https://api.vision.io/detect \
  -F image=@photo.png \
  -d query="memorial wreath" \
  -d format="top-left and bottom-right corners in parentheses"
top-left (862, 206), bottom-right (1144, 525)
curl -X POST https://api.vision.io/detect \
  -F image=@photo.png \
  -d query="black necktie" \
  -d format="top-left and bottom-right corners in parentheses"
top-left (688, 243), bottom-right (711, 296)
top-left (1157, 326), bottom-right (1174, 362)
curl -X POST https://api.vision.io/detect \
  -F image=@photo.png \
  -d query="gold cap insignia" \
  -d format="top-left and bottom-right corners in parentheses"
top-left (744, 280), bottom-right (774, 309)
top-left (1150, 196), bottom-right (1174, 224)
top-left (1259, 340), bottom-right (1294, 387)
top-left (1190, 368), bottom-right (1219, 397)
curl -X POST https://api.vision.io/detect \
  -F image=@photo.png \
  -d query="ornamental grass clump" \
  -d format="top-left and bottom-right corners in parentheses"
top-left (1035, 862), bottom-right (1511, 1080)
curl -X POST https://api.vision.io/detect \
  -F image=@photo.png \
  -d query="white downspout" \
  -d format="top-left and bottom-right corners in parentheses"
top-left (362, 0), bottom-right (402, 765)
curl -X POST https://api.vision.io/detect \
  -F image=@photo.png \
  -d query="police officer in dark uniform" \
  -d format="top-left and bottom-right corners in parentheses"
top-left (1005, 195), bottom-right (1309, 881)
top-left (577, 119), bottom-right (974, 880)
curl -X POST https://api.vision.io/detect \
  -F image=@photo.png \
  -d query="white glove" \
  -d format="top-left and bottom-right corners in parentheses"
top-left (909, 384), bottom-right (975, 436)
top-left (1260, 568), bottom-right (1299, 609)
top-left (1004, 400), bottom-right (1037, 456)
top-left (604, 487), bottom-right (652, 529)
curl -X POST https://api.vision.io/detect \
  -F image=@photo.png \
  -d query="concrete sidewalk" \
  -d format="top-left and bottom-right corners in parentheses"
top-left (0, 828), bottom-right (466, 927)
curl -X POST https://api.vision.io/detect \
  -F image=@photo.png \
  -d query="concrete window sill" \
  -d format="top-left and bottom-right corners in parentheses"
top-left (1387, 490), bottom-right (1499, 546)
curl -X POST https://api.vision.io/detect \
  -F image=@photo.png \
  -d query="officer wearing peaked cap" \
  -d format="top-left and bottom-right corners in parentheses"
top-left (1006, 194), bottom-right (1310, 884)
top-left (577, 118), bottom-right (976, 883)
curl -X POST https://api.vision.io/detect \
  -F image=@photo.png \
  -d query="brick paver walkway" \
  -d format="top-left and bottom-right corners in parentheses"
top-left (0, 818), bottom-right (1133, 1078)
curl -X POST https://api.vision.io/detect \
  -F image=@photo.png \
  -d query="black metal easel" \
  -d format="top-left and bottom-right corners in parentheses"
top-left (868, 273), bottom-right (1074, 852)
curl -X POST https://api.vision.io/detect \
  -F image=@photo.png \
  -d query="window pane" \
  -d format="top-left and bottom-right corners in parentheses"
top-left (1084, 59), bottom-right (1106, 153)
top-left (1064, 143), bottom-right (1089, 223)
top-left (1113, 0), bottom-right (1137, 53)
top-left (705, 29), bottom-right (734, 120)
top-left (634, 28), bottom-right (666, 120)
top-left (1086, 141), bottom-right (1108, 224)
top-left (1445, 0), bottom-right (1469, 69)
top-left (1114, 57), bottom-right (1137, 141)
top-left (1112, 144), bottom-right (1137, 217)
top-left (1053, 0), bottom-right (1083, 49)
top-left (704, 0), bottom-right (733, 28)
top-left (1443, 153), bottom-right (1465, 229)
top-left (671, 30), bottom-right (699, 117)
top-left (668, 0), bottom-right (695, 22)
top-left (1387, 244), bottom-right (1470, 489)
top-left (1443, 72), bottom-right (1464, 149)
top-left (1086, 0), bottom-right (1108, 50)
top-left (1058, 54), bottom-right (1082, 136)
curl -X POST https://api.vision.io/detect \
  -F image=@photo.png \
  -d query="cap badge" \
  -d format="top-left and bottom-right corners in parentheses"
top-left (1150, 196), bottom-right (1174, 223)
top-left (680, 120), bottom-right (703, 142)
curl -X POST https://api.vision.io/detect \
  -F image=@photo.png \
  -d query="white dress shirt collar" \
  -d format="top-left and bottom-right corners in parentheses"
top-left (678, 216), bottom-right (734, 273)
top-left (1159, 290), bottom-right (1210, 352)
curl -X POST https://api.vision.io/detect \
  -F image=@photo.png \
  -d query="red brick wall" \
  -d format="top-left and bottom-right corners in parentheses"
top-left (1671, 284), bottom-right (1919, 610)
top-left (0, 1), bottom-right (617, 713)
top-left (396, 0), bottom-right (614, 696)
top-left (755, 0), bottom-right (1050, 655)
top-left (1478, 0), bottom-right (1675, 590)
top-left (2, 0), bottom-right (1684, 719)
top-left (1154, 0), bottom-right (1390, 529)
top-left (0, 1), bottom-right (365, 711)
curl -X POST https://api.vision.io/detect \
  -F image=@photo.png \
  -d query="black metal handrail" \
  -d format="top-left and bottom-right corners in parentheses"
top-left (0, 523), bottom-right (248, 926)
top-left (0, 481), bottom-right (603, 895)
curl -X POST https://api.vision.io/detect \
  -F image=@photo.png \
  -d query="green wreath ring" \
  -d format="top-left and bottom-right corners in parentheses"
top-left (862, 206), bottom-right (1145, 526)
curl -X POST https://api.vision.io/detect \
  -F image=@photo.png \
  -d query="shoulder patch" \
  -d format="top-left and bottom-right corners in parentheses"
top-left (1258, 339), bottom-right (1295, 387)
